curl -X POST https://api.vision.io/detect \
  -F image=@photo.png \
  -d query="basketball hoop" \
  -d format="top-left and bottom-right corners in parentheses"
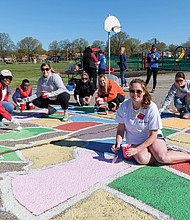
top-left (112, 26), bottom-right (122, 33)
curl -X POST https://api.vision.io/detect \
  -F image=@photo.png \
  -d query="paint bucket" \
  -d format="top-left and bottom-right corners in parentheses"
top-left (29, 103), bottom-right (34, 110)
top-left (121, 144), bottom-right (132, 158)
top-left (20, 102), bottom-right (26, 112)
top-left (85, 97), bottom-right (89, 103)
top-left (41, 91), bottom-right (47, 99)
top-left (187, 93), bottom-right (190, 100)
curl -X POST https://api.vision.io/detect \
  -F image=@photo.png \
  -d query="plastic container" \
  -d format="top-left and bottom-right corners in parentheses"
top-left (20, 102), bottom-right (26, 111)
top-left (41, 91), bottom-right (47, 99)
top-left (121, 144), bottom-right (132, 158)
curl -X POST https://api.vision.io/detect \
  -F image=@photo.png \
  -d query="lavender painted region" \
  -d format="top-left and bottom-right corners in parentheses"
top-left (10, 148), bottom-right (130, 215)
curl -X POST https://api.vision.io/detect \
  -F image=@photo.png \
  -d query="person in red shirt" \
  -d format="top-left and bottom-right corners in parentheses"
top-left (12, 79), bottom-right (33, 110)
top-left (97, 74), bottom-right (125, 111)
top-left (0, 69), bottom-right (20, 127)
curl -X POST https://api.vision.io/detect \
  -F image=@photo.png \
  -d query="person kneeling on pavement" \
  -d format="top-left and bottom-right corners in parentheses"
top-left (159, 71), bottom-right (190, 119)
top-left (74, 72), bottom-right (95, 106)
top-left (26, 63), bottom-right (70, 121)
top-left (97, 74), bottom-right (125, 111)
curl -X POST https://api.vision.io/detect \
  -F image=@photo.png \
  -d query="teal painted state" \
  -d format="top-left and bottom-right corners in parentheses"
top-left (109, 166), bottom-right (190, 220)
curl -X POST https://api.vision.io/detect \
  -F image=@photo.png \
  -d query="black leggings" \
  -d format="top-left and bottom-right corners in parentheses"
top-left (107, 94), bottom-right (125, 109)
top-left (145, 67), bottom-right (158, 89)
top-left (32, 92), bottom-right (70, 110)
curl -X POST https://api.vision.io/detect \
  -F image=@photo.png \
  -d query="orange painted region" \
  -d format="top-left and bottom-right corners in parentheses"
top-left (169, 162), bottom-right (190, 175)
top-left (55, 122), bottom-right (102, 131)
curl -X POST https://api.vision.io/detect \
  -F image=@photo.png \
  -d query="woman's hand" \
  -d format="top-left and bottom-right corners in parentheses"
top-left (126, 147), bottom-right (138, 157)
top-left (111, 144), bottom-right (120, 153)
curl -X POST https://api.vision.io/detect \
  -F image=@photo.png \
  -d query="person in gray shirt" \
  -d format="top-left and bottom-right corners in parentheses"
top-left (160, 72), bottom-right (190, 119)
top-left (29, 63), bottom-right (70, 121)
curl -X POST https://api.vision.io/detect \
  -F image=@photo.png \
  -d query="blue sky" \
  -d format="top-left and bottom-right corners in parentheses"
top-left (1, 0), bottom-right (190, 50)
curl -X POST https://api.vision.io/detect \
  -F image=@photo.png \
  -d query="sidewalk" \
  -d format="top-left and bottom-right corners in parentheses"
top-left (0, 72), bottom-right (190, 220)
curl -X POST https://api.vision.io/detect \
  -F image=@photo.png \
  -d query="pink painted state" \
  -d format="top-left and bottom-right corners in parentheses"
top-left (10, 148), bottom-right (130, 215)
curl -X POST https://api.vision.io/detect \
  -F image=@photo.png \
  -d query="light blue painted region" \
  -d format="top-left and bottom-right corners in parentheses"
top-left (70, 115), bottom-right (116, 124)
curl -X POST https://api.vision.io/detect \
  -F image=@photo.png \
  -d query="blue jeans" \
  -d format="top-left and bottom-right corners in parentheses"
top-left (174, 95), bottom-right (190, 113)
top-left (0, 101), bottom-right (14, 120)
top-left (120, 69), bottom-right (127, 86)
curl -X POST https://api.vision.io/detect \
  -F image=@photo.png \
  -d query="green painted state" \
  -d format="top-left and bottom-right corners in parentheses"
top-left (48, 114), bottom-right (64, 119)
top-left (109, 166), bottom-right (190, 220)
top-left (0, 146), bottom-right (21, 161)
top-left (162, 128), bottom-right (178, 137)
top-left (0, 127), bottom-right (54, 140)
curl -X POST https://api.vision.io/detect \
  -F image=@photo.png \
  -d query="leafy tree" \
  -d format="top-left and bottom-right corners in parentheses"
top-left (72, 38), bottom-right (89, 54)
top-left (0, 33), bottom-right (15, 58)
top-left (48, 40), bottom-right (60, 61)
top-left (17, 37), bottom-right (42, 61)
top-left (124, 38), bottom-right (141, 56)
top-left (106, 32), bottom-right (129, 55)
top-left (91, 40), bottom-right (105, 50)
top-left (59, 40), bottom-right (72, 51)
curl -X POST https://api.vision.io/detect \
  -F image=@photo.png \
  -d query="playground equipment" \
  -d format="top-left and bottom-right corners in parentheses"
top-left (176, 46), bottom-right (185, 62)
top-left (107, 46), bottom-right (190, 71)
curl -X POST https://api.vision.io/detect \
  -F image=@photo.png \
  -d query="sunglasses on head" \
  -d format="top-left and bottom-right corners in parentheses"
top-left (82, 77), bottom-right (88, 80)
top-left (129, 89), bottom-right (143, 95)
top-left (175, 79), bottom-right (184, 83)
top-left (41, 67), bottom-right (50, 71)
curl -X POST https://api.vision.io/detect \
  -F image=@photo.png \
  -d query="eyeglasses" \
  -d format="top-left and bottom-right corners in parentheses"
top-left (175, 79), bottom-right (184, 83)
top-left (82, 78), bottom-right (88, 80)
top-left (129, 89), bottom-right (143, 95)
top-left (41, 68), bottom-right (50, 71)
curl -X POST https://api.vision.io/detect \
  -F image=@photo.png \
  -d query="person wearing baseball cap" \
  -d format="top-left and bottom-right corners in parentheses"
top-left (0, 69), bottom-right (20, 127)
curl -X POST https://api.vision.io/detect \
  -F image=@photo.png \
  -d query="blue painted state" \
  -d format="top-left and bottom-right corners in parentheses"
top-left (70, 115), bottom-right (116, 124)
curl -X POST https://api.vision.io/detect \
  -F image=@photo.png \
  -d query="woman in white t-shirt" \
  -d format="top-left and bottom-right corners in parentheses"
top-left (112, 78), bottom-right (190, 165)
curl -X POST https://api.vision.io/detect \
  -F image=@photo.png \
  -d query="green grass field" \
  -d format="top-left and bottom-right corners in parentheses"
top-left (0, 62), bottom-right (69, 89)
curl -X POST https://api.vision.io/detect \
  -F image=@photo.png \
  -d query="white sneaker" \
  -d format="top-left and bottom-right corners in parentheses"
top-left (61, 113), bottom-right (70, 121)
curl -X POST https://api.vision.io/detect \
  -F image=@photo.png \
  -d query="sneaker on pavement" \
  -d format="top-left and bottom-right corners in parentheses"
top-left (48, 106), bottom-right (57, 115)
top-left (150, 89), bottom-right (155, 93)
top-left (61, 113), bottom-right (70, 122)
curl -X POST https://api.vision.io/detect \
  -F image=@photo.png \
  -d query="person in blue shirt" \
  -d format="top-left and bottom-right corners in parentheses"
top-left (98, 50), bottom-right (106, 75)
top-left (145, 44), bottom-right (160, 93)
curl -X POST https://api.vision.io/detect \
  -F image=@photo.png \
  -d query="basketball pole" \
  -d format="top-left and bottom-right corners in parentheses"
top-left (107, 14), bottom-right (111, 75)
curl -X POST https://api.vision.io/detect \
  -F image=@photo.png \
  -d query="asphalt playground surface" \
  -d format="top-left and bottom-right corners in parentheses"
top-left (0, 72), bottom-right (190, 220)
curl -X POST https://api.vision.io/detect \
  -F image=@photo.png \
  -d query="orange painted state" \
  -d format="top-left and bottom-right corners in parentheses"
top-left (169, 162), bottom-right (190, 175)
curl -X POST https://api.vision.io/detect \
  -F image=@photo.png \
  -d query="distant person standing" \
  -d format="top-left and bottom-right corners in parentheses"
top-left (145, 44), bottom-right (160, 93)
top-left (98, 50), bottom-right (106, 75)
top-left (83, 47), bottom-right (98, 90)
top-left (118, 47), bottom-right (129, 88)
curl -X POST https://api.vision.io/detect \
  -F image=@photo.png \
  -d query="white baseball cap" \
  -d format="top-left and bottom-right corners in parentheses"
top-left (0, 69), bottom-right (13, 79)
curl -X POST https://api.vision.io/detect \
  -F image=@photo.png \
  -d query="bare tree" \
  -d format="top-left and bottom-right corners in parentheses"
top-left (0, 33), bottom-right (15, 58)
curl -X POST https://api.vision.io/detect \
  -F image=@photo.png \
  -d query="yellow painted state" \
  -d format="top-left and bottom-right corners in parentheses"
top-left (162, 118), bottom-right (190, 129)
top-left (22, 144), bottom-right (75, 169)
top-left (53, 189), bottom-right (155, 220)
top-left (167, 133), bottom-right (190, 150)
top-left (27, 118), bottom-right (64, 127)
